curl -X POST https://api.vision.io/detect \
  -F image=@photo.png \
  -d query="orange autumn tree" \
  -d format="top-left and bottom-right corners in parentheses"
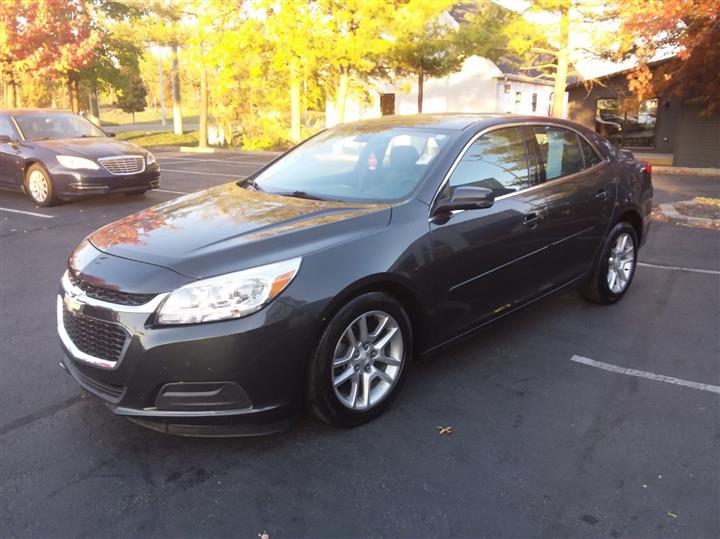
top-left (0, 0), bottom-right (101, 109)
top-left (615, 0), bottom-right (720, 114)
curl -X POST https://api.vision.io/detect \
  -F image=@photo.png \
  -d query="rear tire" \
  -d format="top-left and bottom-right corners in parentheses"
top-left (580, 222), bottom-right (638, 304)
top-left (307, 292), bottom-right (412, 427)
top-left (24, 164), bottom-right (59, 207)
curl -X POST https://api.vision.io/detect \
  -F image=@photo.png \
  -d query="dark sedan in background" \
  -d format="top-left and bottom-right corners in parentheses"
top-left (0, 109), bottom-right (160, 206)
top-left (57, 114), bottom-right (653, 436)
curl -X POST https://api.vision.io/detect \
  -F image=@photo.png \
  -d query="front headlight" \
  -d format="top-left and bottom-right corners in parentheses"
top-left (146, 152), bottom-right (156, 165)
top-left (57, 155), bottom-right (99, 170)
top-left (157, 257), bottom-right (302, 325)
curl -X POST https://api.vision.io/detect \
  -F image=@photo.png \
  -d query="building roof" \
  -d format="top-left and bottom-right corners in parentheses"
top-left (566, 56), bottom-right (677, 89)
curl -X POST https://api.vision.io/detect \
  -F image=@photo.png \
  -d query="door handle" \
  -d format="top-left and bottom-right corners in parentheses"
top-left (523, 212), bottom-right (541, 228)
top-left (595, 189), bottom-right (608, 201)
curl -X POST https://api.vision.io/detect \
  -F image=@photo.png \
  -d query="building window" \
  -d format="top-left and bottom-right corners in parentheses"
top-left (596, 98), bottom-right (658, 148)
top-left (504, 82), bottom-right (511, 94)
top-left (531, 93), bottom-right (538, 112)
top-left (514, 91), bottom-right (522, 112)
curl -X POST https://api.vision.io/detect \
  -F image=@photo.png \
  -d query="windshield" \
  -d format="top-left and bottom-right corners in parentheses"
top-left (14, 112), bottom-right (107, 141)
top-left (254, 125), bottom-right (455, 203)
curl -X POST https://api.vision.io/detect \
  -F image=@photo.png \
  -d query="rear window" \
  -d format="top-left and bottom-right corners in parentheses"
top-left (531, 126), bottom-right (585, 181)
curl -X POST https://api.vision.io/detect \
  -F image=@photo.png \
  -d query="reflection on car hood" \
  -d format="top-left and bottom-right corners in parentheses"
top-left (88, 182), bottom-right (391, 279)
top-left (31, 137), bottom-right (147, 159)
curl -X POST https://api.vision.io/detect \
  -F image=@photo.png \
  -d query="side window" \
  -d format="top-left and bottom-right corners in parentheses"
top-left (531, 126), bottom-right (584, 181)
top-left (449, 127), bottom-right (530, 197)
top-left (0, 115), bottom-right (17, 139)
top-left (579, 137), bottom-right (602, 168)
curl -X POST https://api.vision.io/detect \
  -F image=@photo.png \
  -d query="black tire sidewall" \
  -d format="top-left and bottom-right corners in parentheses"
top-left (308, 292), bottom-right (413, 427)
top-left (25, 164), bottom-right (55, 206)
top-left (596, 222), bottom-right (639, 303)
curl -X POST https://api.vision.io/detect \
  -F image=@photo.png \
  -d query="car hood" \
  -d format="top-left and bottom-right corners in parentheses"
top-left (88, 182), bottom-right (392, 279)
top-left (31, 137), bottom-right (147, 158)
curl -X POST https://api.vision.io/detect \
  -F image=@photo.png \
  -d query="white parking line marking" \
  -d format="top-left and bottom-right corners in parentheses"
top-left (160, 168), bottom-right (246, 178)
top-left (570, 355), bottom-right (720, 394)
top-left (0, 207), bottom-right (54, 219)
top-left (155, 189), bottom-right (189, 195)
top-left (638, 262), bottom-right (719, 276)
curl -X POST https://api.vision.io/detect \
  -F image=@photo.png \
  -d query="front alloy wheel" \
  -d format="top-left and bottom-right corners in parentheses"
top-left (25, 164), bottom-right (58, 206)
top-left (308, 292), bottom-right (412, 427)
top-left (332, 311), bottom-right (404, 410)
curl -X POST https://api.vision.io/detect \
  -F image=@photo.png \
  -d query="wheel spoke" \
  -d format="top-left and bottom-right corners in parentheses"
top-left (348, 374), bottom-right (359, 408)
top-left (360, 372), bottom-right (371, 407)
top-left (369, 315), bottom-right (389, 340)
top-left (608, 269), bottom-right (617, 291)
top-left (357, 315), bottom-right (369, 342)
top-left (373, 368), bottom-right (394, 385)
top-left (374, 354), bottom-right (401, 367)
top-left (344, 325), bottom-right (357, 348)
top-left (618, 234), bottom-right (628, 252)
top-left (333, 366), bottom-right (354, 387)
top-left (375, 325), bottom-right (398, 351)
top-left (333, 347), bottom-right (353, 367)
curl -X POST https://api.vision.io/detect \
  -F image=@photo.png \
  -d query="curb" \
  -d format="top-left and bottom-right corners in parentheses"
top-left (653, 166), bottom-right (720, 177)
top-left (659, 202), bottom-right (719, 226)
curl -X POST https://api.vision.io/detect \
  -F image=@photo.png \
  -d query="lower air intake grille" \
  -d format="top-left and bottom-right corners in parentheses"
top-left (63, 307), bottom-right (128, 363)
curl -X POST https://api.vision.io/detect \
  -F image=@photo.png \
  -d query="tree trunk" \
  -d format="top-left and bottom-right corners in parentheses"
top-left (336, 70), bottom-right (349, 124)
top-left (73, 79), bottom-right (80, 113)
top-left (171, 44), bottom-right (183, 135)
top-left (290, 61), bottom-right (301, 143)
top-left (418, 62), bottom-right (424, 113)
top-left (199, 67), bottom-right (208, 148)
top-left (67, 79), bottom-right (74, 112)
top-left (132, 111), bottom-right (136, 123)
top-left (552, 2), bottom-right (570, 118)
top-left (8, 78), bottom-right (18, 108)
top-left (87, 81), bottom-right (100, 125)
top-left (158, 52), bottom-right (166, 126)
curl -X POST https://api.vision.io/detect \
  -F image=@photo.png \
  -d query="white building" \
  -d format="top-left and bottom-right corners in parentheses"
top-left (326, 55), bottom-right (564, 127)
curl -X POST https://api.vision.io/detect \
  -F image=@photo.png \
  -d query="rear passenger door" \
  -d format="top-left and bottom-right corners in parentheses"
top-left (0, 114), bottom-right (22, 187)
top-left (527, 125), bottom-right (615, 285)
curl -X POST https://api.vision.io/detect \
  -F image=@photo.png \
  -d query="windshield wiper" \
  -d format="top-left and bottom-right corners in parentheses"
top-left (275, 190), bottom-right (331, 201)
top-left (238, 177), bottom-right (264, 192)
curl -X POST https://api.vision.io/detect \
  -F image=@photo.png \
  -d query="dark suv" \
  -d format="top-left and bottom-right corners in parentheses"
top-left (57, 114), bottom-right (653, 436)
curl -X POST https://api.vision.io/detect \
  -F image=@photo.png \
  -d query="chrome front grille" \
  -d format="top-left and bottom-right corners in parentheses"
top-left (68, 270), bottom-right (156, 306)
top-left (98, 155), bottom-right (145, 175)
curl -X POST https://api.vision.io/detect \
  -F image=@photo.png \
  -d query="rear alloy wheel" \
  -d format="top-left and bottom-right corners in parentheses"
top-left (308, 292), bottom-right (412, 427)
top-left (580, 222), bottom-right (638, 304)
top-left (25, 164), bottom-right (58, 207)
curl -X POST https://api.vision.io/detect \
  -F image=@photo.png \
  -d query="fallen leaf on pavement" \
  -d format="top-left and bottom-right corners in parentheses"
top-left (437, 426), bottom-right (453, 435)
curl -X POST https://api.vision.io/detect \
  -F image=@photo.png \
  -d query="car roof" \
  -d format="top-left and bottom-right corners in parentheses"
top-left (4, 108), bottom-right (76, 117)
top-left (336, 113), bottom-right (587, 132)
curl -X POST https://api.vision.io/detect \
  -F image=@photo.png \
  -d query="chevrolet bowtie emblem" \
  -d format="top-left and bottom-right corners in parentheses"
top-left (63, 293), bottom-right (83, 314)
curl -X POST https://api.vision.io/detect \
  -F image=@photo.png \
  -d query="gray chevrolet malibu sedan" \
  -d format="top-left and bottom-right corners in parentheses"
top-left (58, 114), bottom-right (653, 436)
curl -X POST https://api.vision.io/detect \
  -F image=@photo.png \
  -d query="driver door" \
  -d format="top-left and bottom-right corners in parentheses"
top-left (428, 126), bottom-right (553, 345)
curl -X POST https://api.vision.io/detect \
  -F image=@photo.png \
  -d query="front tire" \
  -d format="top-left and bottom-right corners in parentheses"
top-left (307, 292), bottom-right (412, 427)
top-left (24, 164), bottom-right (59, 207)
top-left (580, 222), bottom-right (638, 304)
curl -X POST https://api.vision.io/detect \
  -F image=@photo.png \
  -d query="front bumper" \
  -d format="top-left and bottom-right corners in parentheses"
top-left (51, 167), bottom-right (161, 199)
top-left (56, 274), bottom-right (316, 436)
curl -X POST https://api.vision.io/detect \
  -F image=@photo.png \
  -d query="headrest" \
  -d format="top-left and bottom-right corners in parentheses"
top-left (389, 145), bottom-right (419, 169)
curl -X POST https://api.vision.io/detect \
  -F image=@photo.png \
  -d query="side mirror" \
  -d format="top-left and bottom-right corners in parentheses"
top-left (0, 135), bottom-right (11, 144)
top-left (434, 185), bottom-right (495, 215)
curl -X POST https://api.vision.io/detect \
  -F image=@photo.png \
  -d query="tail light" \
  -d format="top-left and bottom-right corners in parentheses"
top-left (640, 160), bottom-right (652, 176)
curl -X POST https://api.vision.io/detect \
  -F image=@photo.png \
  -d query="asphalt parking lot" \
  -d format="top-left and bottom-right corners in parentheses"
top-left (1, 152), bottom-right (718, 538)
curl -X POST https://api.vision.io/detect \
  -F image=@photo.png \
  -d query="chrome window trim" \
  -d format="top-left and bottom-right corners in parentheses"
top-left (97, 155), bottom-right (146, 176)
top-left (428, 121), bottom-right (610, 216)
top-left (8, 116), bottom-right (25, 142)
